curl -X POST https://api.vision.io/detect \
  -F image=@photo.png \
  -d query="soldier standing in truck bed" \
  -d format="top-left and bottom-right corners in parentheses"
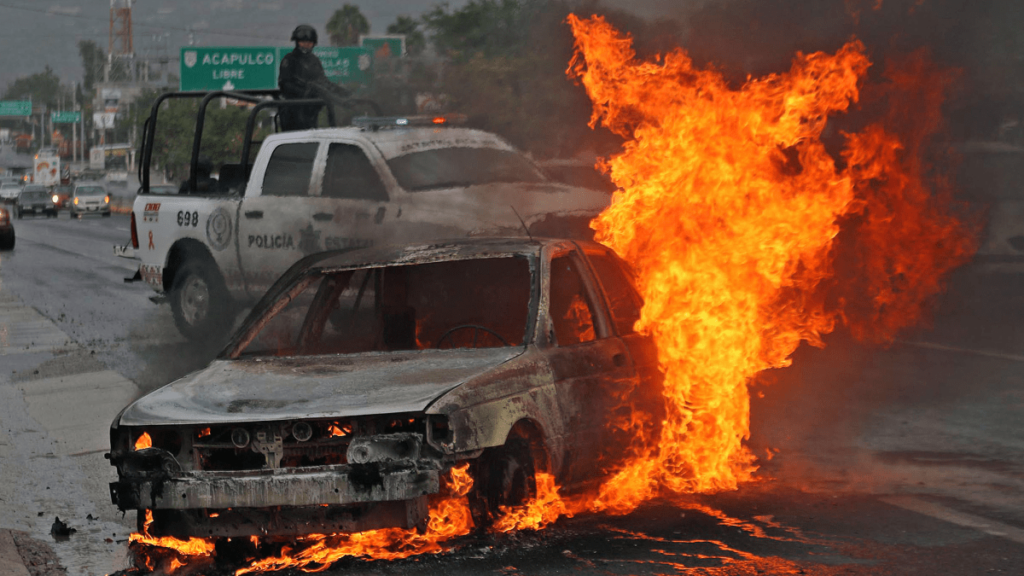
top-left (278, 25), bottom-right (350, 131)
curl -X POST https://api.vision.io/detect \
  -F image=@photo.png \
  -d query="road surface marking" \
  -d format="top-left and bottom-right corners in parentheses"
top-left (881, 496), bottom-right (1024, 544)
top-left (897, 340), bottom-right (1024, 364)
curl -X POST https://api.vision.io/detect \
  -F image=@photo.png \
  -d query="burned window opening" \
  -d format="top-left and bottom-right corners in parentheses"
top-left (240, 257), bottom-right (532, 357)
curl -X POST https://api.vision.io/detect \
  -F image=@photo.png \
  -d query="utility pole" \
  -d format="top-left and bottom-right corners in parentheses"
top-left (72, 81), bottom-right (78, 164)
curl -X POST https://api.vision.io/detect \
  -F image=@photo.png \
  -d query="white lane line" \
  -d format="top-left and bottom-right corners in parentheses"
top-left (881, 496), bottom-right (1024, 545)
top-left (897, 340), bottom-right (1024, 364)
top-left (114, 226), bottom-right (128, 231)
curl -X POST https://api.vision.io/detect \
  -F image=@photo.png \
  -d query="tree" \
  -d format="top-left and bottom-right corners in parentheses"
top-left (326, 4), bottom-right (369, 47)
top-left (418, 0), bottom-right (680, 158)
top-left (3, 66), bottom-right (67, 107)
top-left (422, 0), bottom-right (527, 61)
top-left (386, 16), bottom-right (426, 57)
top-left (78, 40), bottom-right (105, 94)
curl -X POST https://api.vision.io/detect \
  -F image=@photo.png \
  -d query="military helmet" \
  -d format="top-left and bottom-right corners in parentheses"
top-left (291, 24), bottom-right (318, 44)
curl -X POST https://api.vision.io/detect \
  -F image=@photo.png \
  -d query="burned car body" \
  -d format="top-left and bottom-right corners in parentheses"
top-left (108, 238), bottom-right (662, 537)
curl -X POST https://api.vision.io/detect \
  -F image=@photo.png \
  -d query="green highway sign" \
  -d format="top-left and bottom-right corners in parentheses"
top-left (0, 100), bottom-right (32, 116)
top-left (360, 35), bottom-right (405, 58)
top-left (310, 46), bottom-right (373, 85)
top-left (179, 46), bottom-right (279, 91)
top-left (51, 111), bottom-right (82, 123)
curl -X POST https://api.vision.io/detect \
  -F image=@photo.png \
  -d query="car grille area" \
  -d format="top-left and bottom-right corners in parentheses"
top-left (185, 416), bottom-right (424, 472)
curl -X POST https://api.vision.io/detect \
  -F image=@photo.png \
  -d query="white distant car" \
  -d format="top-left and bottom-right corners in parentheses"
top-left (0, 182), bottom-right (22, 204)
top-left (70, 183), bottom-right (112, 218)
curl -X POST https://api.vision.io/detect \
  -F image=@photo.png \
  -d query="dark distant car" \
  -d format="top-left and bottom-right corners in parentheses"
top-left (0, 206), bottom-right (14, 250)
top-left (70, 183), bottom-right (111, 218)
top-left (107, 238), bottom-right (662, 538)
top-left (16, 186), bottom-right (58, 218)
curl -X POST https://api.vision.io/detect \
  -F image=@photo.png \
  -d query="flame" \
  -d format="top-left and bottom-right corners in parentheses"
top-left (134, 432), bottom-right (152, 451)
top-left (563, 294), bottom-right (596, 343)
top-left (130, 510), bottom-right (216, 562)
top-left (234, 464), bottom-right (475, 574)
top-left (328, 423), bottom-right (351, 437)
top-left (563, 13), bottom-right (975, 513)
top-left (492, 472), bottom-right (576, 533)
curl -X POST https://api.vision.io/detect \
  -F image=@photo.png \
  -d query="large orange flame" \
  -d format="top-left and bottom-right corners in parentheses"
top-left (565, 14), bottom-right (976, 513)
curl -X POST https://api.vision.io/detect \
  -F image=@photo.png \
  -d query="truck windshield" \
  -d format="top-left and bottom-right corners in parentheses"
top-left (386, 147), bottom-right (546, 192)
top-left (238, 257), bottom-right (533, 357)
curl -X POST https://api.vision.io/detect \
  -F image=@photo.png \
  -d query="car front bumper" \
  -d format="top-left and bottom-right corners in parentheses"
top-left (110, 463), bottom-right (440, 510)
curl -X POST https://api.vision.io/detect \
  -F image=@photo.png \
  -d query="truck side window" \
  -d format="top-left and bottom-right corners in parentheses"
top-left (549, 255), bottom-right (598, 346)
top-left (586, 253), bottom-right (643, 335)
top-left (323, 144), bottom-right (388, 201)
top-left (262, 142), bottom-right (318, 197)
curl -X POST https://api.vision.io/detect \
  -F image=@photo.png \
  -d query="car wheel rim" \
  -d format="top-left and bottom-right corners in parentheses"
top-left (180, 276), bottom-right (210, 326)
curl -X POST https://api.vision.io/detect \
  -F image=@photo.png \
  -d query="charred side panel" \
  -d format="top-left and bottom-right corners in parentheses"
top-left (427, 351), bottom-right (568, 479)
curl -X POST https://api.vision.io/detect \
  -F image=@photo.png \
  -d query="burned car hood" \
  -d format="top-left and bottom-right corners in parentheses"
top-left (118, 348), bottom-right (524, 426)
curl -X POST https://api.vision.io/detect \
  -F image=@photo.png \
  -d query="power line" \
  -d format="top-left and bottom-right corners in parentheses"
top-left (0, 1), bottom-right (284, 41)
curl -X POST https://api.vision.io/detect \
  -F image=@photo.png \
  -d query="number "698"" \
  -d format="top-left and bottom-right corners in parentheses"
top-left (177, 210), bottom-right (199, 227)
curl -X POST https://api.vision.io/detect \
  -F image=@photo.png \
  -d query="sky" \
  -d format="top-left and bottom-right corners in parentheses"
top-left (0, 0), bottom-right (687, 92)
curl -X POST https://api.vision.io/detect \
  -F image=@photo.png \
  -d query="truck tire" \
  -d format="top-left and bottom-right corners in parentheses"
top-left (0, 234), bottom-right (13, 251)
top-left (169, 260), bottom-right (232, 341)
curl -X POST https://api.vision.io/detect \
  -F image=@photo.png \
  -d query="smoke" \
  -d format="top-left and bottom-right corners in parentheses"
top-left (672, 0), bottom-right (1023, 143)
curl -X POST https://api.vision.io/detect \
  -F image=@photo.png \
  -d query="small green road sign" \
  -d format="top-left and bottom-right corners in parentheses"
top-left (0, 100), bottom-right (32, 116)
top-left (360, 35), bottom-right (405, 58)
top-left (308, 46), bottom-right (373, 85)
top-left (179, 47), bottom-right (279, 91)
top-left (51, 111), bottom-right (82, 123)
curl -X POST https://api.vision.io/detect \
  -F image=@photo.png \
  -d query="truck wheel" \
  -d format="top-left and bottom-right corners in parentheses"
top-left (0, 234), bottom-right (13, 251)
top-left (169, 260), bottom-right (232, 341)
top-left (470, 437), bottom-right (537, 528)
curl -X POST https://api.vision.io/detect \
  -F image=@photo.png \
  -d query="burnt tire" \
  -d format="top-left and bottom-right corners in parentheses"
top-left (169, 259), bottom-right (231, 341)
top-left (470, 438), bottom-right (537, 528)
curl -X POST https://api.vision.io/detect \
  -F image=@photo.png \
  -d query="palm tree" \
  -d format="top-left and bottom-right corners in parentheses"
top-left (326, 4), bottom-right (370, 47)
top-left (386, 16), bottom-right (426, 57)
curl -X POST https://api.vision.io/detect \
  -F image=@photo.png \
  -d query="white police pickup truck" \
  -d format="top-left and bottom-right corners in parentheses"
top-left (118, 111), bottom-right (611, 340)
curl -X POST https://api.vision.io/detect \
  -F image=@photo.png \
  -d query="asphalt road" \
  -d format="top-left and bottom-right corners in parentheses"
top-left (0, 210), bottom-right (1022, 575)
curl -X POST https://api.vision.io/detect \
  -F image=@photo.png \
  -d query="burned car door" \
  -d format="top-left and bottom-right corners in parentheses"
top-left (542, 248), bottom-right (638, 487)
top-left (580, 246), bottom-right (664, 467)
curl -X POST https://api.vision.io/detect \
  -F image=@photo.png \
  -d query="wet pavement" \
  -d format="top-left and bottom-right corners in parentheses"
top-left (0, 211), bottom-right (1022, 575)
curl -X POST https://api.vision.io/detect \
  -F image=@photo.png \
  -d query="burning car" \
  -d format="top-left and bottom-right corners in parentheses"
top-left (108, 237), bottom-right (662, 538)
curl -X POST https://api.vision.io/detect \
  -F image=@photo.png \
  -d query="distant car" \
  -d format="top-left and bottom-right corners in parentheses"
top-left (107, 237), bottom-right (662, 538)
top-left (70, 183), bottom-right (111, 218)
top-left (53, 183), bottom-right (73, 208)
top-left (16, 186), bottom-right (58, 218)
top-left (0, 206), bottom-right (14, 250)
top-left (0, 182), bottom-right (21, 204)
